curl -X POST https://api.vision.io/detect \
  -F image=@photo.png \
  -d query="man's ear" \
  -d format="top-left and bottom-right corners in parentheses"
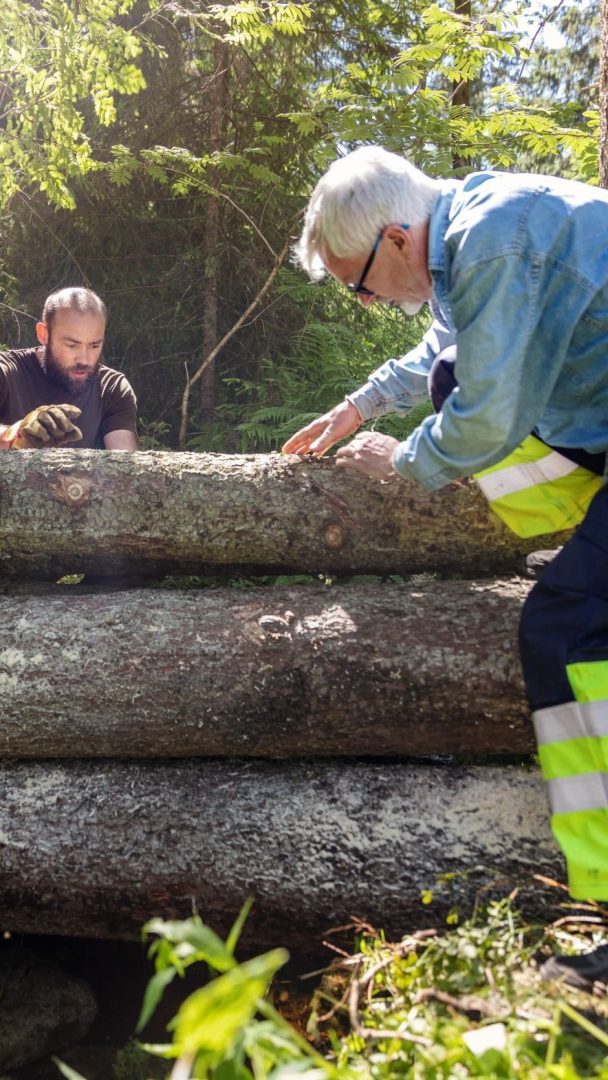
top-left (36, 321), bottom-right (48, 346)
top-left (384, 224), bottom-right (412, 255)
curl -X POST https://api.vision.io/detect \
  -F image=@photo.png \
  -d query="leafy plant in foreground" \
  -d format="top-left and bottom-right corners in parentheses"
top-left (54, 890), bottom-right (608, 1079)
top-left (137, 899), bottom-right (338, 1079)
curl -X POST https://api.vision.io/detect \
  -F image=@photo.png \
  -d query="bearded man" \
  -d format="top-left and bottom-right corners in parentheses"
top-left (0, 287), bottom-right (138, 450)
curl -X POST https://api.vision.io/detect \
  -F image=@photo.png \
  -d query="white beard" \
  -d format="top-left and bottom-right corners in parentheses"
top-left (398, 299), bottom-right (424, 316)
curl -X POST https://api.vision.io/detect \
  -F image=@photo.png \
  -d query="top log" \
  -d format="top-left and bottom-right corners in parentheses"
top-left (0, 449), bottom-right (564, 579)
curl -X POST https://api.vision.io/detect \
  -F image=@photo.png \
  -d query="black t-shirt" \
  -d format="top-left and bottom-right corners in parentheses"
top-left (0, 349), bottom-right (137, 448)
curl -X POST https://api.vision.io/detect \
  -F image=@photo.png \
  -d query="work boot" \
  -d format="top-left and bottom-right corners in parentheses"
top-left (525, 547), bottom-right (562, 580)
top-left (539, 943), bottom-right (608, 992)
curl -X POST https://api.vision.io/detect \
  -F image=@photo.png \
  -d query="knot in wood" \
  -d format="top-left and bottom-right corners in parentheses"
top-left (323, 522), bottom-right (345, 549)
top-left (49, 476), bottom-right (93, 506)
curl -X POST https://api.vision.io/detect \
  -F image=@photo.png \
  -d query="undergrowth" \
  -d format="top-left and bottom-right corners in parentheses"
top-left (54, 881), bottom-right (608, 1080)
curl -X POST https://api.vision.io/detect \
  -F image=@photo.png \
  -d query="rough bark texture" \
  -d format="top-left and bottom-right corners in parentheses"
top-left (0, 578), bottom-right (532, 759)
top-left (0, 449), bottom-right (564, 579)
top-left (0, 760), bottom-right (561, 946)
top-left (451, 0), bottom-right (471, 172)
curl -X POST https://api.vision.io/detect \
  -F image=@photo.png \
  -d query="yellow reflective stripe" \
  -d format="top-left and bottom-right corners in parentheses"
top-left (477, 434), bottom-right (548, 473)
top-left (534, 699), bottom-right (608, 745)
top-left (539, 736), bottom-right (608, 780)
top-left (567, 662), bottom-right (608, 703)
top-left (551, 807), bottom-right (608, 900)
top-left (547, 772), bottom-right (608, 814)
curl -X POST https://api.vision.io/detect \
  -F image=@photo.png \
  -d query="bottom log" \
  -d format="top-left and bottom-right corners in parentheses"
top-left (0, 760), bottom-right (562, 948)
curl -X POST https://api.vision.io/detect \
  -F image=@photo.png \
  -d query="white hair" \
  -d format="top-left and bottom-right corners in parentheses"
top-left (295, 145), bottom-right (441, 279)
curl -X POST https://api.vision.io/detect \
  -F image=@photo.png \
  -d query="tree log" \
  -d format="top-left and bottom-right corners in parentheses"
top-left (0, 578), bottom-right (533, 758)
top-left (0, 760), bottom-right (562, 946)
top-left (0, 449), bottom-right (565, 579)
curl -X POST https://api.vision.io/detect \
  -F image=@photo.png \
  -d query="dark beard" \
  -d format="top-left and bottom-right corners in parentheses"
top-left (44, 342), bottom-right (100, 398)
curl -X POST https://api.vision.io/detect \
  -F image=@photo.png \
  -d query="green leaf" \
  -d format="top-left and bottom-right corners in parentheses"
top-left (136, 965), bottom-right (178, 1033)
top-left (143, 915), bottom-right (235, 973)
top-left (169, 949), bottom-right (288, 1057)
top-left (226, 896), bottom-right (255, 956)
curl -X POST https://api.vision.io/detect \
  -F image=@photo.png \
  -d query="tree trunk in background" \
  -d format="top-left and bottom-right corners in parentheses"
top-left (600, 0), bottom-right (608, 187)
top-left (0, 577), bottom-right (532, 759)
top-left (451, 0), bottom-right (471, 171)
top-left (0, 759), bottom-right (560, 945)
top-left (0, 449), bottom-right (566, 579)
top-left (199, 40), bottom-right (230, 428)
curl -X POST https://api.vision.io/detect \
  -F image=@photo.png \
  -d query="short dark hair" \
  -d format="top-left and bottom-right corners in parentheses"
top-left (42, 288), bottom-right (107, 330)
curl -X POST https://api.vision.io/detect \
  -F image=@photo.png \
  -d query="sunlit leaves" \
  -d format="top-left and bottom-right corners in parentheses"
top-left (0, 0), bottom-right (148, 207)
top-left (206, 1), bottom-right (312, 44)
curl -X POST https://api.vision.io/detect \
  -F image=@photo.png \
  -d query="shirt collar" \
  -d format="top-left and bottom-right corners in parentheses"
top-left (427, 178), bottom-right (461, 274)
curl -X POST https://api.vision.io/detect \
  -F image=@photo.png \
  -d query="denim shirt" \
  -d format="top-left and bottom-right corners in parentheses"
top-left (348, 172), bottom-right (608, 491)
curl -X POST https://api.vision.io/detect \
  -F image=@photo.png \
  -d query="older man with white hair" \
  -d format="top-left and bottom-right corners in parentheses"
top-left (283, 145), bottom-right (608, 992)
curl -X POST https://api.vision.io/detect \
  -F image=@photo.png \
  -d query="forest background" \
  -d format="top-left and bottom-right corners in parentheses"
top-left (0, 0), bottom-right (601, 452)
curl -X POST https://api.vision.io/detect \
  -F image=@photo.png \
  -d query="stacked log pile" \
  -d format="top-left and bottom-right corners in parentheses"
top-left (0, 450), bottom-right (566, 947)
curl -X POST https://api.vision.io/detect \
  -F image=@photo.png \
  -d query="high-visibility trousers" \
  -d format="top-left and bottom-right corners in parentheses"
top-left (428, 348), bottom-right (608, 899)
top-left (520, 484), bottom-right (608, 901)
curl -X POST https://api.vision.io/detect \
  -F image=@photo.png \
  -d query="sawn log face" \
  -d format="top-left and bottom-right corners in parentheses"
top-left (0, 578), bottom-right (532, 758)
top-left (0, 760), bottom-right (560, 946)
top-left (0, 449), bottom-right (565, 578)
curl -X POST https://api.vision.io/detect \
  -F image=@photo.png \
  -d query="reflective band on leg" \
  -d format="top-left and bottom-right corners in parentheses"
top-left (534, 700), bottom-right (608, 745)
top-left (534, 703), bottom-right (608, 900)
top-left (547, 772), bottom-right (608, 815)
top-left (539, 736), bottom-right (608, 780)
top-left (552, 808), bottom-right (608, 900)
top-left (567, 661), bottom-right (608, 703)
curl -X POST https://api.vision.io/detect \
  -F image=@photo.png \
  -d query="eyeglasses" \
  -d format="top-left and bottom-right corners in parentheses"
top-left (346, 224), bottom-right (410, 297)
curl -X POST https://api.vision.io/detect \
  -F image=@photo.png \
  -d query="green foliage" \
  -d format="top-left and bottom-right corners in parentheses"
top-left (187, 271), bottom-right (427, 453)
top-left (206, 1), bottom-right (313, 45)
top-left (0, 0), bottom-right (148, 208)
top-left (0, 0), bottom-right (600, 442)
top-left (136, 902), bottom-right (338, 1078)
top-left (54, 893), bottom-right (608, 1079)
top-left (330, 896), bottom-right (608, 1079)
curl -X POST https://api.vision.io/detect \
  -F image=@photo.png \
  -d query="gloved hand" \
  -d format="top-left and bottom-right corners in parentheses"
top-left (6, 404), bottom-right (83, 448)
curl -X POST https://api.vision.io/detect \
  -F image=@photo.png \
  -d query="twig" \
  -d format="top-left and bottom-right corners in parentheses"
top-left (517, 0), bottom-right (568, 81)
top-left (316, 981), bottom-right (352, 1023)
top-left (178, 229), bottom-right (292, 449)
top-left (16, 193), bottom-right (89, 284)
top-left (414, 986), bottom-right (494, 1018)
top-left (358, 931), bottom-right (439, 993)
top-left (349, 963), bottom-right (431, 1047)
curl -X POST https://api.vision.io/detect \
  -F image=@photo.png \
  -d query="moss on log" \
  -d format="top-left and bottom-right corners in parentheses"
top-left (0, 578), bottom-right (532, 758)
top-left (0, 449), bottom-right (566, 579)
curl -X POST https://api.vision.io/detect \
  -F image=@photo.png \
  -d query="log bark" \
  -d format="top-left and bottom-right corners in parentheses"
top-left (0, 760), bottom-right (562, 946)
top-left (0, 449), bottom-right (564, 579)
top-left (0, 578), bottom-right (532, 759)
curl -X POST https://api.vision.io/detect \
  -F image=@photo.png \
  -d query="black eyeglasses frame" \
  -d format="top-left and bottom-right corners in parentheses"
top-left (346, 223), bottom-right (410, 297)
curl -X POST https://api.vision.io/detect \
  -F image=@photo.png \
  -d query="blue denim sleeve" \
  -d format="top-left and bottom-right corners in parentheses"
top-left (347, 319), bottom-right (455, 421)
top-left (392, 253), bottom-right (571, 490)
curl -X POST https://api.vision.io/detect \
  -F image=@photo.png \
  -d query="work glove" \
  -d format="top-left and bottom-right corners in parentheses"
top-left (6, 404), bottom-right (83, 448)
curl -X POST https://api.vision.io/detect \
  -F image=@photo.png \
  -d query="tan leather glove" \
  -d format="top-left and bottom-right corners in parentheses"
top-left (6, 404), bottom-right (83, 448)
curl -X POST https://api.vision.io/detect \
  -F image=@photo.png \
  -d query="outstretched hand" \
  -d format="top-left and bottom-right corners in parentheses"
top-left (281, 400), bottom-right (362, 457)
top-left (10, 404), bottom-right (83, 449)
